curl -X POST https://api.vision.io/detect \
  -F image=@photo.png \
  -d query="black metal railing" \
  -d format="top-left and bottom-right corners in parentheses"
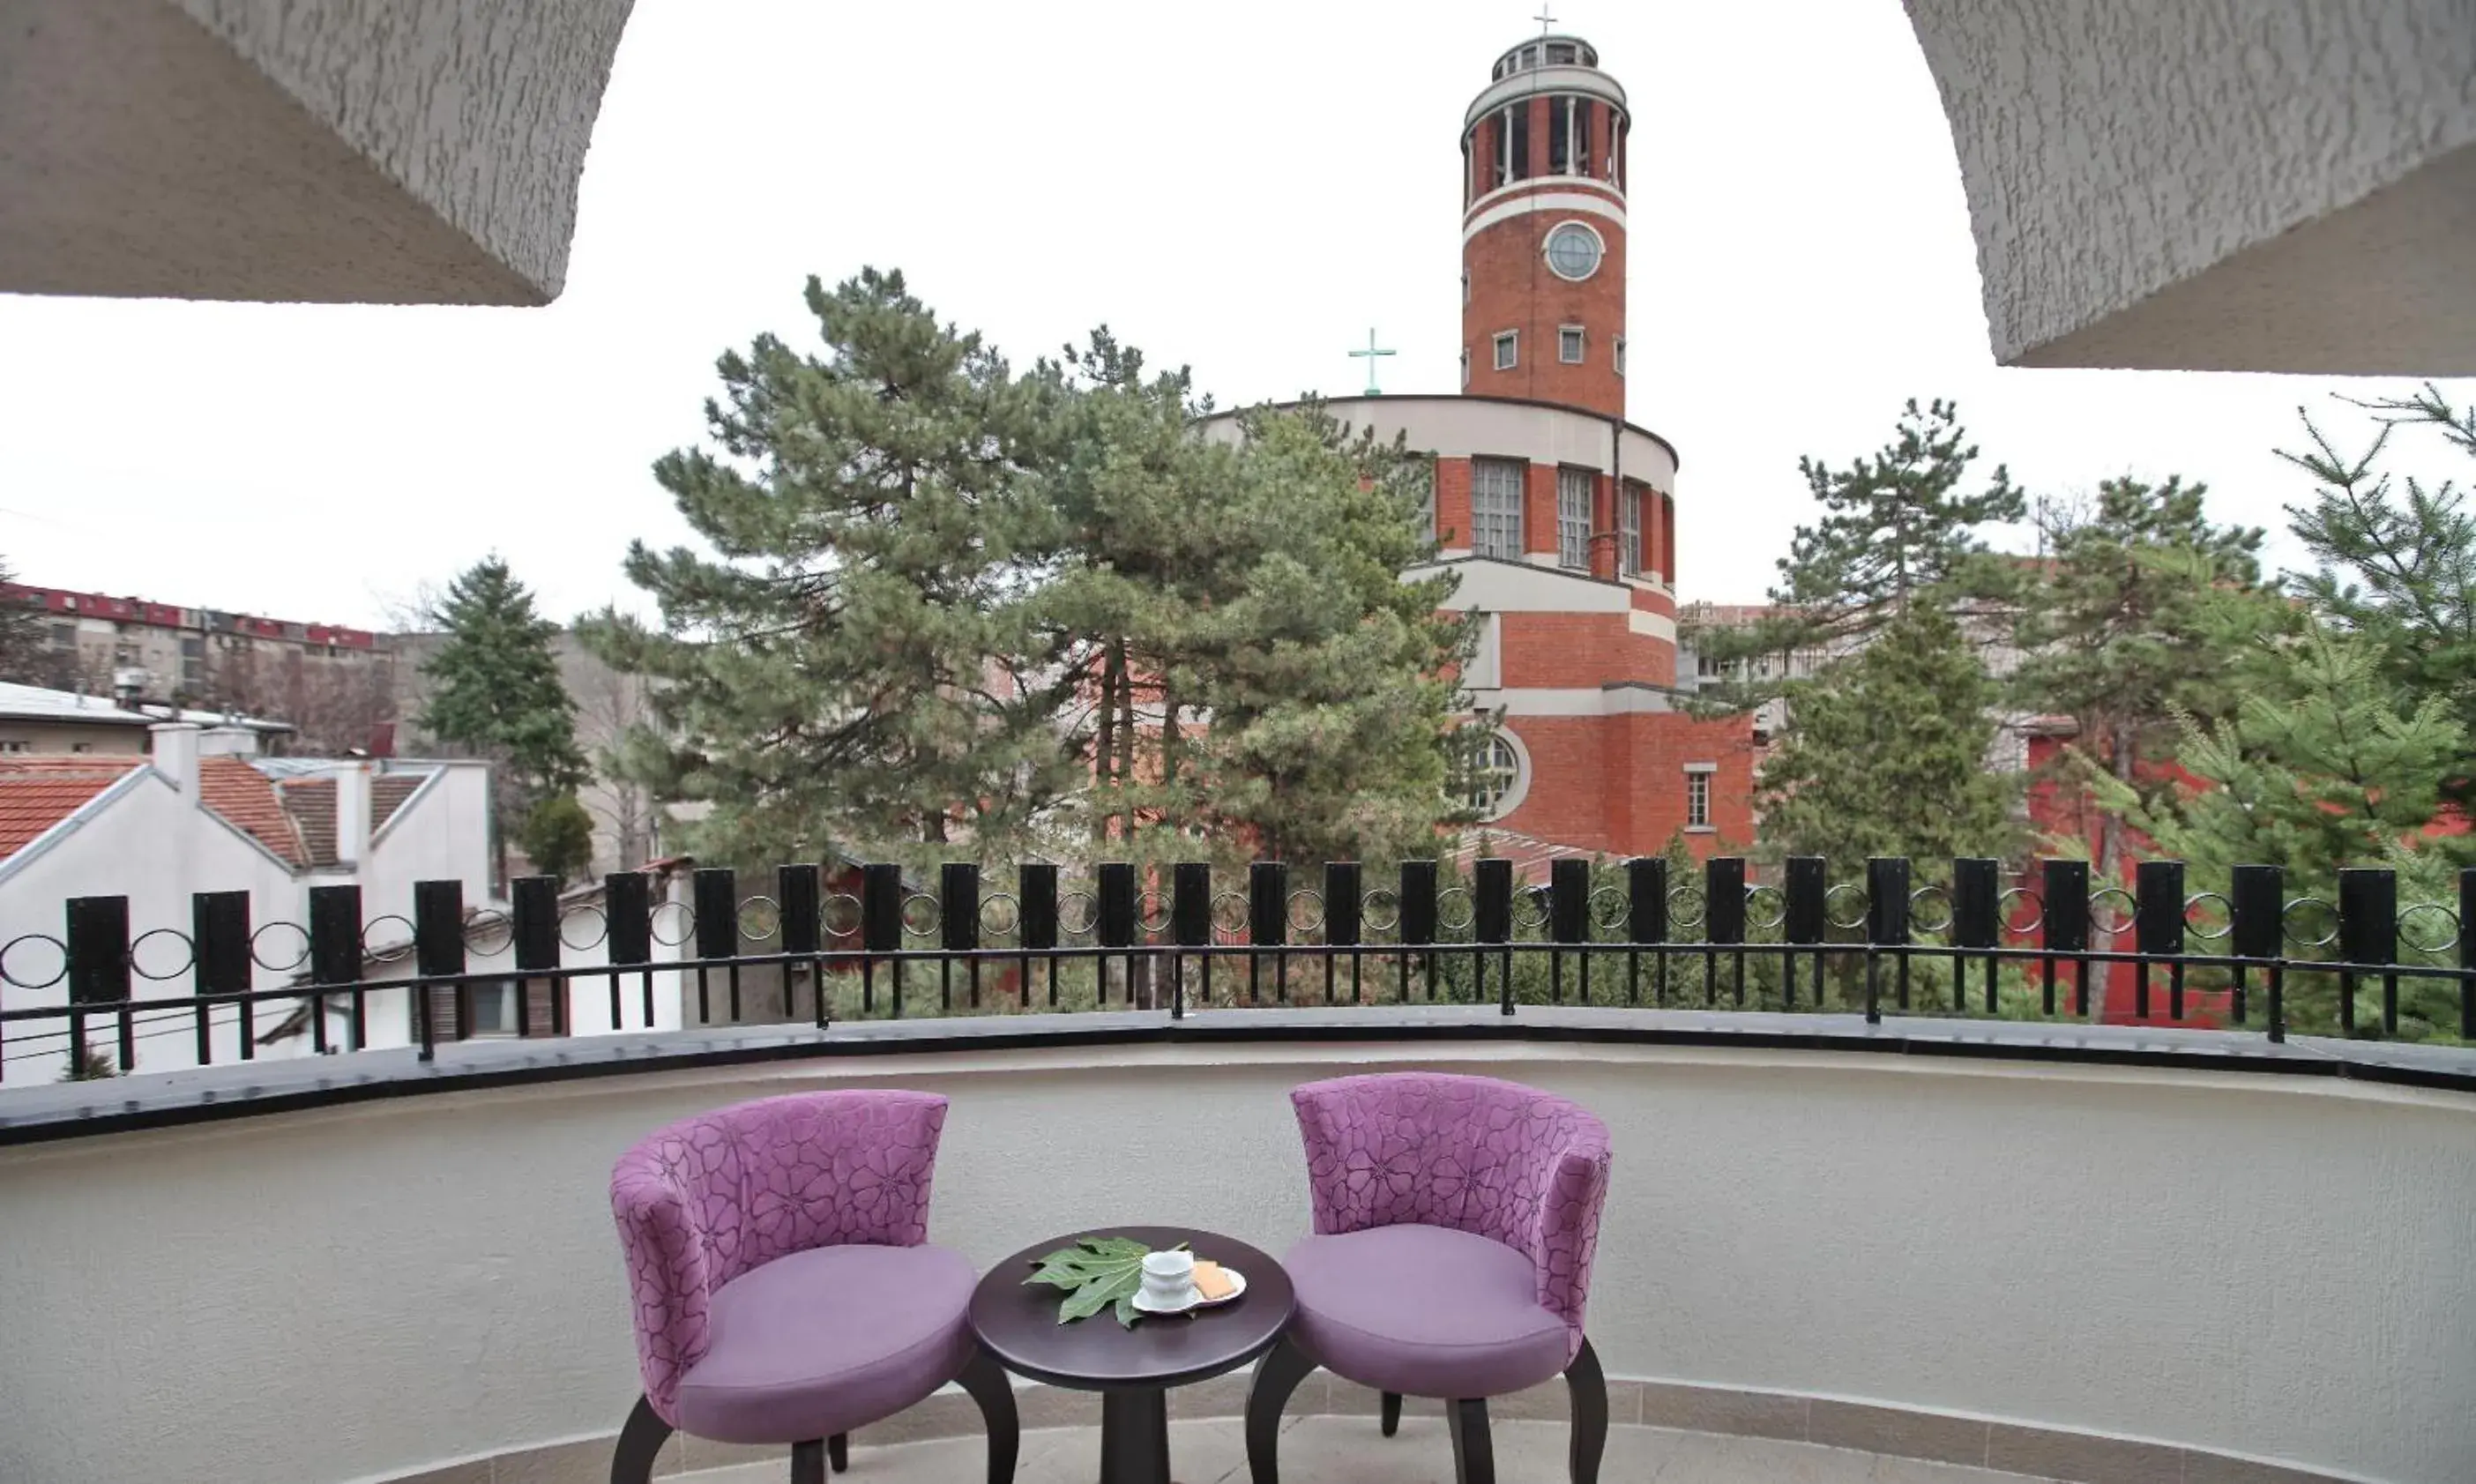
top-left (5, 854), bottom-right (2472, 1080)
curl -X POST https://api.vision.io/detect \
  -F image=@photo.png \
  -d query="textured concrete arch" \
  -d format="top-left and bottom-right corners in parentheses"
top-left (0, 0), bottom-right (636, 304)
top-left (1904, 0), bottom-right (2476, 375)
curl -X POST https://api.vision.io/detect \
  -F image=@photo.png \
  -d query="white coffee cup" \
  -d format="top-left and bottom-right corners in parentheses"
top-left (1140, 1249), bottom-right (1199, 1308)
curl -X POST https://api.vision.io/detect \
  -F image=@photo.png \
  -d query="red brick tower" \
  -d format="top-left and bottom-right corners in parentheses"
top-left (1460, 34), bottom-right (1630, 418)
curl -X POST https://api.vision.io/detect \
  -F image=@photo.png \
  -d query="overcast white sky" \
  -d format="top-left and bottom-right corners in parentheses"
top-left (0, 0), bottom-right (2467, 630)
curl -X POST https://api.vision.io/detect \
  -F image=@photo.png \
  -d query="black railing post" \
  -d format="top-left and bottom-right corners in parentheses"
top-left (779, 863), bottom-right (824, 1026)
top-left (940, 861), bottom-right (980, 1012)
top-left (1782, 856), bottom-right (1823, 1010)
top-left (1096, 861), bottom-right (1137, 1009)
top-left (304, 885), bottom-right (356, 1052)
top-left (511, 876), bottom-right (561, 1038)
top-left (2337, 868), bottom-right (2397, 1036)
top-left (2231, 864), bottom-right (2282, 1038)
top-left (1248, 862), bottom-right (1287, 1005)
top-left (1951, 857), bottom-right (1999, 1016)
top-left (1020, 862), bottom-right (1059, 1008)
top-left (1475, 857), bottom-right (1513, 1016)
top-left (1399, 860), bottom-right (1438, 1003)
top-left (1325, 861), bottom-right (1363, 1004)
top-left (2042, 859), bottom-right (2091, 1018)
top-left (2135, 860), bottom-right (2184, 1020)
top-left (1549, 858), bottom-right (1588, 1004)
top-left (65, 895), bottom-right (131, 1075)
top-left (202, 889), bottom-right (258, 1062)
top-left (1627, 856), bottom-right (1668, 1006)
top-left (1172, 861), bottom-right (1211, 1018)
top-left (1865, 857), bottom-right (1909, 1020)
top-left (1705, 857), bottom-right (1746, 1007)
top-left (694, 867), bottom-right (740, 1022)
top-left (412, 878), bottom-right (465, 1058)
top-left (2461, 868), bottom-right (2476, 1043)
top-left (861, 863), bottom-right (902, 1018)
top-left (605, 871), bottom-right (654, 1030)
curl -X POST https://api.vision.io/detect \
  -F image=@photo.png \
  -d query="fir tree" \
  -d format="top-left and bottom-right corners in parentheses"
top-left (418, 558), bottom-right (587, 869)
top-left (582, 269), bottom-right (1071, 865)
top-left (2010, 477), bottom-right (2270, 883)
top-left (1755, 604), bottom-right (2016, 866)
top-left (0, 556), bottom-right (58, 689)
top-left (517, 794), bottom-right (596, 883)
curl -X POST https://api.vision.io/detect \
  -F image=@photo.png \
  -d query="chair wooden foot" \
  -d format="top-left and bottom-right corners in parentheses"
top-left (610, 1396), bottom-right (674, 1484)
top-left (827, 1432), bottom-right (848, 1473)
top-left (1380, 1391), bottom-right (1402, 1436)
top-left (793, 1438), bottom-right (825, 1484)
top-left (1565, 1336), bottom-right (1607, 1484)
top-left (956, 1344), bottom-right (1021, 1484)
top-left (1244, 1335), bottom-right (1317, 1484)
top-left (1446, 1398), bottom-right (1495, 1484)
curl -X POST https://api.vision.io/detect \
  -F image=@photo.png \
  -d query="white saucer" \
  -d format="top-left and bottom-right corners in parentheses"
top-left (1130, 1266), bottom-right (1249, 1315)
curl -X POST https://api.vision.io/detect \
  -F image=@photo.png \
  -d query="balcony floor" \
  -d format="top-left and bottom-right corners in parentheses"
top-left (679, 1415), bottom-right (2053, 1483)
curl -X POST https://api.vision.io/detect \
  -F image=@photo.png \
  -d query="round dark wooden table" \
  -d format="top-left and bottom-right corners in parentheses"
top-left (969, 1225), bottom-right (1294, 1484)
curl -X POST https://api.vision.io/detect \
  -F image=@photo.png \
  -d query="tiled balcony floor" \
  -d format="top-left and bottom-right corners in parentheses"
top-left (678, 1415), bottom-right (2055, 1484)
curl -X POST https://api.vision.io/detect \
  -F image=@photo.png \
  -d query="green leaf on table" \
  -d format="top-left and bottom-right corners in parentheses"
top-left (1114, 1294), bottom-right (1142, 1328)
top-left (1021, 1235), bottom-right (1185, 1324)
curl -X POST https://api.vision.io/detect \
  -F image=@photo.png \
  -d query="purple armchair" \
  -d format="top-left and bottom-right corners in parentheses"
top-left (608, 1091), bottom-right (1017, 1484)
top-left (1246, 1072), bottom-right (1614, 1484)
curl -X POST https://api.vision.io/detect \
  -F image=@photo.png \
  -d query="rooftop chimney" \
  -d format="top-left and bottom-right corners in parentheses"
top-left (198, 725), bottom-right (259, 759)
top-left (335, 761), bottom-right (371, 868)
top-left (149, 722), bottom-right (200, 797)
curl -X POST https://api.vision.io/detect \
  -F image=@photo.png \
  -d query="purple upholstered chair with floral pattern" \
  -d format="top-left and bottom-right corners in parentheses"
top-left (1245, 1072), bottom-right (1614, 1484)
top-left (608, 1090), bottom-right (1017, 1484)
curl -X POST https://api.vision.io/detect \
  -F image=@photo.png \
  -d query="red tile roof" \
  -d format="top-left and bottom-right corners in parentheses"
top-left (0, 757), bottom-right (147, 859)
top-left (277, 770), bottom-right (428, 867)
top-left (201, 757), bottom-right (306, 868)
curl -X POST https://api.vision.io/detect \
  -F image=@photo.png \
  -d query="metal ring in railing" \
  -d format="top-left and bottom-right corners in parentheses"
top-left (736, 894), bottom-right (782, 943)
top-left (254, 920), bottom-right (314, 973)
top-left (1286, 888), bottom-right (1325, 936)
top-left (1513, 886), bottom-right (1551, 933)
top-left (979, 891), bottom-right (1021, 939)
top-left (2281, 896), bottom-right (2339, 950)
top-left (129, 927), bottom-right (195, 981)
top-left (1996, 886), bottom-right (2044, 937)
top-left (0, 932), bottom-right (68, 990)
top-left (2087, 887), bottom-right (2137, 937)
top-left (1667, 884), bottom-right (1708, 932)
top-left (360, 914), bottom-right (414, 965)
top-left (1058, 890), bottom-right (1098, 938)
top-left (2182, 891), bottom-right (2234, 942)
top-left (464, 908), bottom-right (513, 957)
top-left (650, 900), bottom-right (695, 947)
top-left (1210, 891), bottom-right (1250, 937)
top-left (560, 904), bottom-right (609, 952)
top-left (901, 893), bottom-right (942, 939)
top-left (1908, 884), bottom-right (1954, 936)
top-left (1436, 886), bottom-right (1476, 934)
top-left (1588, 885), bottom-right (1629, 933)
top-left (1745, 883), bottom-right (1787, 933)
top-left (822, 892), bottom-right (862, 937)
top-left (1137, 891), bottom-right (1172, 936)
top-left (2399, 902), bottom-right (2461, 956)
top-left (1361, 888), bottom-right (1400, 936)
top-left (1823, 883), bottom-right (1868, 932)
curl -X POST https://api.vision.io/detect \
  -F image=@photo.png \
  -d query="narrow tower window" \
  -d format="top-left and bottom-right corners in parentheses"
top-left (1548, 95), bottom-right (1570, 175)
top-left (1471, 459), bottom-right (1525, 560)
top-left (1494, 331), bottom-right (1518, 370)
top-left (1507, 105), bottom-right (1531, 183)
top-left (1686, 767), bottom-right (1713, 829)
top-left (1559, 325), bottom-right (1585, 363)
top-left (1460, 348), bottom-right (1471, 388)
top-left (1573, 99), bottom-right (1594, 177)
top-left (1557, 468), bottom-right (1592, 570)
top-left (1622, 479), bottom-right (1644, 576)
top-left (1615, 336), bottom-right (1628, 376)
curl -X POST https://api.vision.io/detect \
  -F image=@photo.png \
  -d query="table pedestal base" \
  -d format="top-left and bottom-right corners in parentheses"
top-left (1098, 1386), bottom-right (1171, 1484)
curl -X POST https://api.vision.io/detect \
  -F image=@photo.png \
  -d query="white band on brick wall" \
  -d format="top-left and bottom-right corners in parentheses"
top-left (1463, 190), bottom-right (1628, 242)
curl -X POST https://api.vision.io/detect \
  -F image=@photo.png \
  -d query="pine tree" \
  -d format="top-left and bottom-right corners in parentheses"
top-left (2280, 384), bottom-right (2476, 816)
top-left (517, 793), bottom-right (596, 883)
top-left (418, 558), bottom-right (587, 856)
top-left (582, 269), bottom-right (1070, 866)
top-left (1689, 399), bottom-right (2022, 711)
top-left (0, 556), bottom-right (56, 688)
top-left (2010, 477), bottom-right (2270, 883)
top-left (1755, 604), bottom-right (2016, 866)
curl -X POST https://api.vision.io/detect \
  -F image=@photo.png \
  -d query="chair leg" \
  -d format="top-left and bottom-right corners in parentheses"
top-left (827, 1433), bottom-right (848, 1473)
top-left (609, 1396), bottom-right (673, 1484)
top-left (1565, 1337), bottom-right (1608, 1484)
top-left (1380, 1391), bottom-right (1402, 1437)
top-left (1244, 1335), bottom-right (1317, 1484)
top-left (956, 1344), bottom-right (1021, 1484)
top-left (792, 1439), bottom-right (825, 1484)
top-left (1446, 1398), bottom-right (1495, 1484)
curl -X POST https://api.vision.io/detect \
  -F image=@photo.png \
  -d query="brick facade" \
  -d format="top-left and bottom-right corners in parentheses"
top-left (1462, 185), bottom-right (1627, 419)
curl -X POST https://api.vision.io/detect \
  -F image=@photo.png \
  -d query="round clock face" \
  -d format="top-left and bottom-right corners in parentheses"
top-left (1544, 222), bottom-right (1603, 280)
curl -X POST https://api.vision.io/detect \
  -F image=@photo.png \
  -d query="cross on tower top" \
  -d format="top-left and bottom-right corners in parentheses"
top-left (1348, 328), bottom-right (1396, 396)
top-left (1533, 5), bottom-right (1556, 34)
